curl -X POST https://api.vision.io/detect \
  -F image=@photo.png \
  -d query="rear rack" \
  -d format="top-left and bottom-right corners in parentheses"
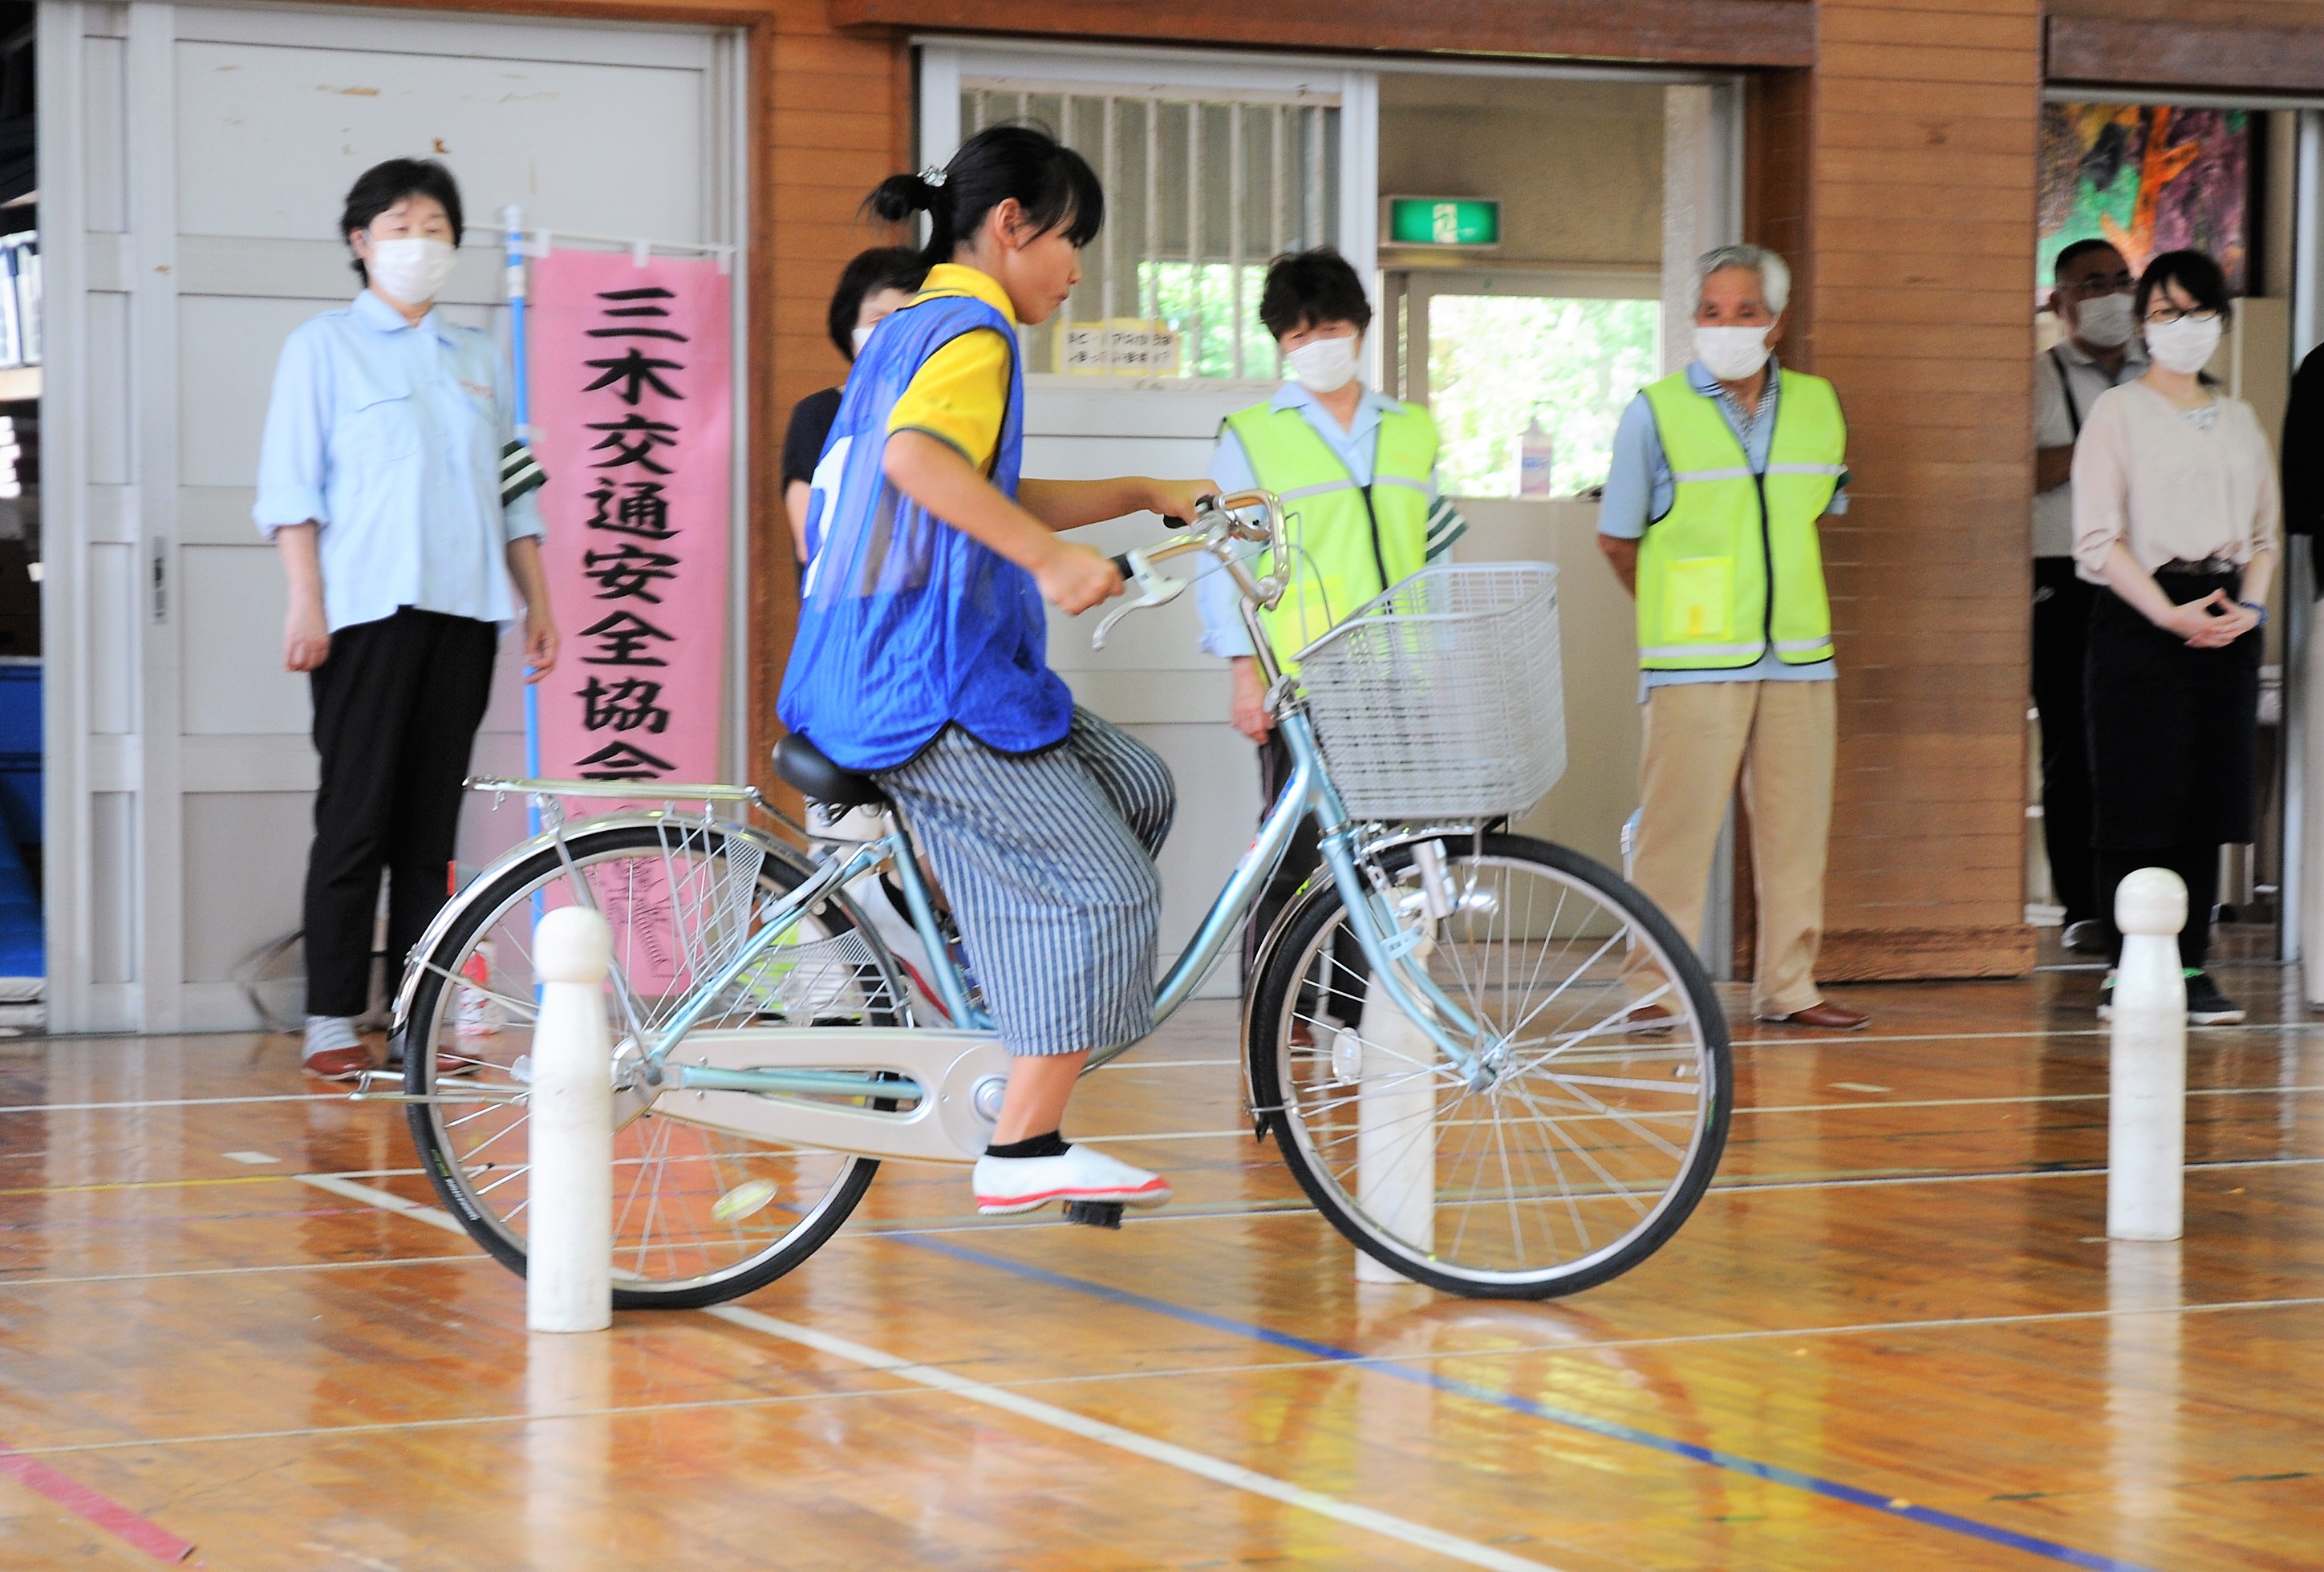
top-left (465, 775), bottom-right (769, 806)
top-left (463, 776), bottom-right (811, 845)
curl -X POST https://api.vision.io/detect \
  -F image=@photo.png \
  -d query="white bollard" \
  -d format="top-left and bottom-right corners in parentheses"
top-left (528, 905), bottom-right (614, 1332)
top-left (1349, 946), bottom-right (1438, 1285)
top-left (2109, 869), bottom-right (2187, 1242)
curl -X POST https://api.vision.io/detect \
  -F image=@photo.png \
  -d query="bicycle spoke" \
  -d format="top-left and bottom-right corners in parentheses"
top-left (409, 824), bottom-right (896, 1299)
top-left (1270, 842), bottom-right (1725, 1289)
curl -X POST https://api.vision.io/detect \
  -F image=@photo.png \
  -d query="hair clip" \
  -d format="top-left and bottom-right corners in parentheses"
top-left (918, 165), bottom-right (948, 189)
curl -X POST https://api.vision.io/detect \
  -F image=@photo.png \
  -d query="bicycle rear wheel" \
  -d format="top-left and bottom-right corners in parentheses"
top-left (403, 820), bottom-right (906, 1309)
top-left (1248, 832), bottom-right (1730, 1298)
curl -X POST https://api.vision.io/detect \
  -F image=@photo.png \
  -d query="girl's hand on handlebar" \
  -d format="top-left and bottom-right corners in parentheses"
top-left (1036, 540), bottom-right (1126, 614)
top-left (1147, 478), bottom-right (1222, 525)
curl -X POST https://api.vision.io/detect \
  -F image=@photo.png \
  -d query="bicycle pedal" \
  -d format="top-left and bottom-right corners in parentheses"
top-left (1063, 1200), bottom-right (1124, 1230)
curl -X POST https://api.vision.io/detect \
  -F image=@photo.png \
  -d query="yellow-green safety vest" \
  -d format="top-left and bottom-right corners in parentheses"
top-left (1635, 368), bottom-right (1846, 671)
top-left (1225, 399), bottom-right (1438, 665)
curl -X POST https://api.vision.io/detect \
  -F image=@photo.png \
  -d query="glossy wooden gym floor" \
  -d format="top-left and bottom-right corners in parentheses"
top-left (0, 962), bottom-right (2316, 1570)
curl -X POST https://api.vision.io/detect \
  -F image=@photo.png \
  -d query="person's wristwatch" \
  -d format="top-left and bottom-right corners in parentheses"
top-left (2239, 599), bottom-right (2268, 626)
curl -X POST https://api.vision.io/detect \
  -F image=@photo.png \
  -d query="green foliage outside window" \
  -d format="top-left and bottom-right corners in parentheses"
top-left (1428, 295), bottom-right (1659, 499)
top-left (1137, 261), bottom-right (1276, 380)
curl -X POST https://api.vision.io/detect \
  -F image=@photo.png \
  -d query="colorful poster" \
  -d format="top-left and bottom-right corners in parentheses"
top-left (529, 250), bottom-right (732, 786)
top-left (2038, 103), bottom-right (2251, 297)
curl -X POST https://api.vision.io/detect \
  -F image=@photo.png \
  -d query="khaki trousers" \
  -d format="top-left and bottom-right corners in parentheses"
top-left (1633, 679), bottom-right (1836, 1018)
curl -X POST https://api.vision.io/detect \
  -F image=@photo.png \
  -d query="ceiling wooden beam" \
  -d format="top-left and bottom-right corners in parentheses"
top-left (2047, 14), bottom-right (2324, 97)
top-left (826, 0), bottom-right (1817, 71)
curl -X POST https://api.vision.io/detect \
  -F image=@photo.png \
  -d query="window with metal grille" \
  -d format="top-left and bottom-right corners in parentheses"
top-left (960, 84), bottom-right (1340, 383)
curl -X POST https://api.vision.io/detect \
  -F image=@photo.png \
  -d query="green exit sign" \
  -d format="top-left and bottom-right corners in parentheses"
top-left (1386, 196), bottom-right (1501, 249)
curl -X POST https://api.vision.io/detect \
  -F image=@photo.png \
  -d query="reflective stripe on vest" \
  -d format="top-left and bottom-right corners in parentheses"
top-left (1634, 369), bottom-right (1846, 671)
top-left (1225, 400), bottom-right (1438, 666)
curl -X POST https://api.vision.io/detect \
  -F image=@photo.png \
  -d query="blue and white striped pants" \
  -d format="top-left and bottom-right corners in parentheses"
top-left (876, 709), bottom-right (1174, 1056)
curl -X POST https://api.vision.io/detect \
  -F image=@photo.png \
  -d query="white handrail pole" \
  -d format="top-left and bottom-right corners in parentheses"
top-left (528, 906), bottom-right (614, 1331)
top-left (2108, 869), bottom-right (2188, 1242)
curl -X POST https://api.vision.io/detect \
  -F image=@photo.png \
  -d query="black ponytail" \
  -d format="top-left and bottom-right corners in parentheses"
top-left (865, 123), bottom-right (1103, 268)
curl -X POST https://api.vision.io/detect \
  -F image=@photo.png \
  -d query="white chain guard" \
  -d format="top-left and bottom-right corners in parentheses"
top-left (651, 1027), bottom-right (1010, 1165)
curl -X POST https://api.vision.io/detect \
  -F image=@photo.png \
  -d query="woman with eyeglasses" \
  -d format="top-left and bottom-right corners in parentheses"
top-left (2071, 249), bottom-right (2279, 1025)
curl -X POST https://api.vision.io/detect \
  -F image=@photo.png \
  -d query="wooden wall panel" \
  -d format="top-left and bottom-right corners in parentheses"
top-left (1803, 0), bottom-right (2045, 981)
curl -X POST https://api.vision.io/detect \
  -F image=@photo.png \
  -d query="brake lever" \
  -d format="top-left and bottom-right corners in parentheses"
top-left (1092, 548), bottom-right (1190, 650)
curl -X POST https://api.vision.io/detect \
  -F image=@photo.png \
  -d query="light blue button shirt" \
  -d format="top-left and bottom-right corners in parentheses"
top-left (255, 290), bottom-right (542, 633)
top-left (1196, 381), bottom-right (1450, 659)
top-left (1597, 358), bottom-right (1847, 695)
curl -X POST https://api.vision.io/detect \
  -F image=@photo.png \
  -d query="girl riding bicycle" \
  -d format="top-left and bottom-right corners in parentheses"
top-left (778, 125), bottom-right (1216, 1216)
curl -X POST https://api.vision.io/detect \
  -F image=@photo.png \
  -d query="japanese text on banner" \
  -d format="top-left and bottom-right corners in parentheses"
top-left (529, 250), bottom-right (732, 788)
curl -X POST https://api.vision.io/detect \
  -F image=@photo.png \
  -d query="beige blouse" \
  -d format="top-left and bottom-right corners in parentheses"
top-left (2071, 380), bottom-right (2280, 582)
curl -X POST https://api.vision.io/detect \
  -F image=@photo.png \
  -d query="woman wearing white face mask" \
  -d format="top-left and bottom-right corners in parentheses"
top-left (1197, 249), bottom-right (1466, 1019)
top-left (253, 158), bottom-right (559, 1080)
top-left (2071, 249), bottom-right (2279, 1026)
top-left (781, 246), bottom-right (927, 572)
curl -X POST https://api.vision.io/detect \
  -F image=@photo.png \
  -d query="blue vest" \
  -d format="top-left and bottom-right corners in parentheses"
top-left (777, 292), bottom-right (1071, 771)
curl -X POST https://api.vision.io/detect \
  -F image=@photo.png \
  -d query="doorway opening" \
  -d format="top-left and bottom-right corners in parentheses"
top-left (2030, 97), bottom-right (2298, 976)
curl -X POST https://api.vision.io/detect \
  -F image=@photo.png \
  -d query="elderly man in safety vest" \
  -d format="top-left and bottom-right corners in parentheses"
top-left (1597, 243), bottom-right (1866, 1031)
top-left (1197, 249), bottom-right (1465, 1022)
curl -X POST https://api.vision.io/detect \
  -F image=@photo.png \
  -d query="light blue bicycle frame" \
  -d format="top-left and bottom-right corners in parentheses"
top-left (616, 497), bottom-right (1496, 1107)
top-left (635, 705), bottom-right (1491, 1107)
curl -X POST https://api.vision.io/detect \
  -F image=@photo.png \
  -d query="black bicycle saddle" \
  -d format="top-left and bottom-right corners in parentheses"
top-left (773, 733), bottom-right (890, 809)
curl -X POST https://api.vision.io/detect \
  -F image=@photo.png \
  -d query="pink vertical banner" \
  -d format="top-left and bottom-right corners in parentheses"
top-left (530, 249), bottom-right (732, 787)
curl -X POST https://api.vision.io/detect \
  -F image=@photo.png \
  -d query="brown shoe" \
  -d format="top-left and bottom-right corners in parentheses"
top-left (302, 1044), bottom-right (373, 1081)
top-left (1757, 1001), bottom-right (1870, 1031)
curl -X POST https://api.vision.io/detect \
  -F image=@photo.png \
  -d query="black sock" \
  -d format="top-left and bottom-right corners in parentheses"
top-left (985, 1131), bottom-right (1069, 1160)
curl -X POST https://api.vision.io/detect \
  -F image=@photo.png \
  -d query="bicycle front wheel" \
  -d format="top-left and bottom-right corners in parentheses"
top-left (403, 819), bottom-right (906, 1309)
top-left (1248, 832), bottom-right (1730, 1299)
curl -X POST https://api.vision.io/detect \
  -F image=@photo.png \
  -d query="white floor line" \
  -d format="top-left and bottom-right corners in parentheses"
top-left (0, 1255), bottom-right (486, 1289)
top-left (295, 1173), bottom-right (469, 1235)
top-left (0, 1093), bottom-right (347, 1116)
top-left (1740, 1084), bottom-right (2324, 1116)
top-left (855, 1153), bottom-right (2324, 1234)
top-left (1746, 1022), bottom-right (2321, 1048)
top-left (142, 1168), bottom-right (2324, 1376)
top-left (1711, 1153), bottom-right (2324, 1194)
top-left (1076, 1084), bottom-right (2324, 1147)
top-left (281, 1173), bottom-right (1562, 1569)
top-left (707, 1304), bottom-right (1565, 1572)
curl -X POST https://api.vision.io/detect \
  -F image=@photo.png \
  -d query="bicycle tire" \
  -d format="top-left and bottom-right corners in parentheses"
top-left (1247, 832), bottom-right (1730, 1299)
top-left (404, 821), bottom-right (898, 1309)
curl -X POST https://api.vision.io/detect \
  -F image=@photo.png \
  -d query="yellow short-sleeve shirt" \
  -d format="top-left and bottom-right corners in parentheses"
top-left (886, 263), bottom-right (1018, 472)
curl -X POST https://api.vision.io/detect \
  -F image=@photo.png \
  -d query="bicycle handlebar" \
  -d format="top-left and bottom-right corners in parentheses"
top-left (1093, 490), bottom-right (1287, 660)
top-left (1112, 492), bottom-right (1282, 578)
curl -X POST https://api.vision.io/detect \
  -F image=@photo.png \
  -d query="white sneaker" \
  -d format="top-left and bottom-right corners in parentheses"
top-left (971, 1145), bottom-right (1172, 1216)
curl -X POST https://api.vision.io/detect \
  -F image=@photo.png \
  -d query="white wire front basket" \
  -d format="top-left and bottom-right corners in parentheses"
top-left (1293, 562), bottom-right (1566, 821)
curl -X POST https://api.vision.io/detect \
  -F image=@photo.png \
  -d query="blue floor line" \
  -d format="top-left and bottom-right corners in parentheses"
top-left (891, 1234), bottom-right (2163, 1572)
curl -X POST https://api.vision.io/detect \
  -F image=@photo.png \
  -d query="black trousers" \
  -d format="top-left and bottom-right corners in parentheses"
top-left (1243, 729), bottom-right (1367, 1027)
top-left (2096, 842), bottom-right (2217, 972)
top-left (2085, 569), bottom-right (2260, 975)
top-left (2030, 557), bottom-right (2096, 923)
top-left (303, 609), bottom-right (497, 1017)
